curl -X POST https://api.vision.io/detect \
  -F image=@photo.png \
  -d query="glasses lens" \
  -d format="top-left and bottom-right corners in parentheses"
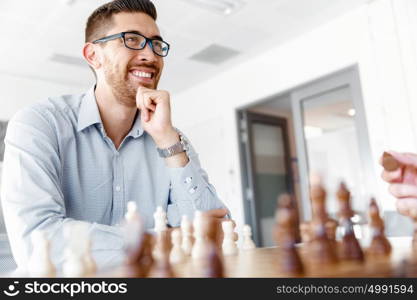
top-left (152, 40), bottom-right (169, 57)
top-left (124, 33), bottom-right (146, 49)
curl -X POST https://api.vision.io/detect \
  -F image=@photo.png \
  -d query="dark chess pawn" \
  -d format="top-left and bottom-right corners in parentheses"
top-left (150, 230), bottom-right (175, 278)
top-left (337, 182), bottom-right (364, 262)
top-left (308, 184), bottom-right (338, 265)
top-left (124, 233), bottom-right (155, 277)
top-left (274, 194), bottom-right (304, 275)
top-left (202, 242), bottom-right (224, 278)
top-left (367, 198), bottom-right (391, 256)
top-left (196, 215), bottom-right (224, 278)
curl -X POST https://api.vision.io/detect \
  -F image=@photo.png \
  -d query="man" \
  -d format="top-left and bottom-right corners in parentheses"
top-left (381, 151), bottom-right (417, 217)
top-left (1, 0), bottom-right (229, 270)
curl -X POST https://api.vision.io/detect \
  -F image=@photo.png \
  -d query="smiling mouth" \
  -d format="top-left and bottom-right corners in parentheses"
top-left (130, 70), bottom-right (155, 80)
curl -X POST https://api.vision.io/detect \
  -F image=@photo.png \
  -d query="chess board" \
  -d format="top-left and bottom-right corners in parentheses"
top-left (104, 237), bottom-right (415, 278)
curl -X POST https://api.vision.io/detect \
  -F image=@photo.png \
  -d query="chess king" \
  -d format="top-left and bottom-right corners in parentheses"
top-left (0, 0), bottom-right (230, 271)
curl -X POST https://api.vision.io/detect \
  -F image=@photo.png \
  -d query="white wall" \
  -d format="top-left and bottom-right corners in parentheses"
top-left (0, 73), bottom-right (88, 121)
top-left (171, 0), bottom-right (417, 228)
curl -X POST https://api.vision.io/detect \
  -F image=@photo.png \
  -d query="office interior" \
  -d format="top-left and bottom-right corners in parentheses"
top-left (0, 0), bottom-right (417, 272)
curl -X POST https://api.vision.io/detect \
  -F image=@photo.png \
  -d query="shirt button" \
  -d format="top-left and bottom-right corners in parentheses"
top-left (188, 186), bottom-right (197, 194)
top-left (115, 185), bottom-right (121, 192)
top-left (184, 177), bottom-right (192, 184)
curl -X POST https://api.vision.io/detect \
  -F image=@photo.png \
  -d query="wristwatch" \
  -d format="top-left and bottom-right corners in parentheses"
top-left (157, 133), bottom-right (189, 158)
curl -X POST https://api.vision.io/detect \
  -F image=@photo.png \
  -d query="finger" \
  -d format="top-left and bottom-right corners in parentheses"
top-left (136, 89), bottom-right (149, 121)
top-left (143, 94), bottom-right (156, 112)
top-left (140, 94), bottom-right (149, 122)
top-left (203, 208), bottom-right (228, 218)
top-left (387, 151), bottom-right (417, 169)
top-left (389, 184), bottom-right (417, 198)
top-left (396, 198), bottom-right (417, 217)
top-left (381, 169), bottom-right (402, 183)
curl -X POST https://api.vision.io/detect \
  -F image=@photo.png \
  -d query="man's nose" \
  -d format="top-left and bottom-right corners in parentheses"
top-left (137, 41), bottom-right (157, 62)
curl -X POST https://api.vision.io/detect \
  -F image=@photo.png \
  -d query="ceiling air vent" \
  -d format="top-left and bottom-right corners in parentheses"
top-left (50, 53), bottom-right (86, 68)
top-left (189, 44), bottom-right (240, 65)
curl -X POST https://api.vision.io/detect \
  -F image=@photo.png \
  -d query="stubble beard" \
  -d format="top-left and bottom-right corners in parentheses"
top-left (103, 58), bottom-right (158, 108)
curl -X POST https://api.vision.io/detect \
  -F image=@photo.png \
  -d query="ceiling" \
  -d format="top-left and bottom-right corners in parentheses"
top-left (0, 0), bottom-right (371, 95)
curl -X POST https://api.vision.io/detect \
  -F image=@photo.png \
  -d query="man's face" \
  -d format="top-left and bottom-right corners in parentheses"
top-left (97, 12), bottom-right (164, 107)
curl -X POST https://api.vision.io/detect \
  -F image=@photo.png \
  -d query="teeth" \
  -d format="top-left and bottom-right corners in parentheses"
top-left (132, 71), bottom-right (152, 78)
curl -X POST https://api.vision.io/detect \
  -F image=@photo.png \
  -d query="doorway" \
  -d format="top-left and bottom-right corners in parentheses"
top-left (237, 66), bottom-right (376, 246)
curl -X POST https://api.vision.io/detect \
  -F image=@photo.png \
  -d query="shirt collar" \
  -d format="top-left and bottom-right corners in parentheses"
top-left (77, 86), bottom-right (102, 132)
top-left (77, 86), bottom-right (145, 139)
top-left (126, 110), bottom-right (145, 139)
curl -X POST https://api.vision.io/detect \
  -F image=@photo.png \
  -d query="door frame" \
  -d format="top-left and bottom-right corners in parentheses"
top-left (290, 66), bottom-right (374, 220)
top-left (236, 110), bottom-right (294, 246)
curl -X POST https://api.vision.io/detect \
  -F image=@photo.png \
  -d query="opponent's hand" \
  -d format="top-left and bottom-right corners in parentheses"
top-left (380, 151), bottom-right (417, 218)
top-left (136, 87), bottom-right (179, 148)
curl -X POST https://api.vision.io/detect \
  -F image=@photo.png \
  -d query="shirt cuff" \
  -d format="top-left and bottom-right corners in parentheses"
top-left (168, 158), bottom-right (208, 203)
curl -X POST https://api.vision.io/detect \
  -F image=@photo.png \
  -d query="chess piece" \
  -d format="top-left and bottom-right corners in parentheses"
top-left (150, 230), bottom-right (175, 278)
top-left (381, 152), bottom-right (400, 172)
top-left (28, 230), bottom-right (56, 277)
top-left (308, 183), bottom-right (338, 265)
top-left (83, 239), bottom-right (97, 276)
top-left (124, 233), bottom-right (155, 278)
top-left (241, 225), bottom-right (256, 250)
top-left (201, 217), bottom-right (224, 278)
top-left (152, 206), bottom-right (169, 261)
top-left (274, 194), bottom-right (304, 275)
top-left (122, 209), bottom-right (155, 277)
top-left (337, 182), bottom-right (364, 262)
top-left (170, 228), bottom-right (186, 264)
top-left (125, 201), bottom-right (140, 223)
top-left (202, 242), bottom-right (224, 278)
top-left (222, 220), bottom-right (238, 256)
top-left (153, 206), bottom-right (167, 232)
top-left (62, 223), bottom-right (96, 277)
top-left (299, 222), bottom-right (313, 244)
top-left (62, 248), bottom-right (86, 277)
top-left (181, 215), bottom-right (193, 256)
top-left (367, 198), bottom-right (391, 256)
top-left (191, 211), bottom-right (210, 259)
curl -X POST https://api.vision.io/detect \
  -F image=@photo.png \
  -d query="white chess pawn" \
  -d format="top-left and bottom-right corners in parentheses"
top-left (153, 206), bottom-right (167, 232)
top-left (62, 248), bottom-right (87, 277)
top-left (191, 211), bottom-right (209, 259)
top-left (153, 206), bottom-right (168, 260)
top-left (222, 220), bottom-right (238, 256)
top-left (181, 215), bottom-right (193, 256)
top-left (28, 230), bottom-right (56, 277)
top-left (169, 228), bottom-right (186, 264)
top-left (63, 223), bottom-right (95, 277)
top-left (83, 239), bottom-right (96, 276)
top-left (241, 224), bottom-right (256, 250)
top-left (125, 201), bottom-right (140, 223)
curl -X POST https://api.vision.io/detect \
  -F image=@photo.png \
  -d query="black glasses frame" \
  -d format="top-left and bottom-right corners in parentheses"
top-left (92, 31), bottom-right (170, 57)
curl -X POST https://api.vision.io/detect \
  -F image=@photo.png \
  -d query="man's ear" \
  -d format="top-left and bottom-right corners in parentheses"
top-left (82, 43), bottom-right (102, 70)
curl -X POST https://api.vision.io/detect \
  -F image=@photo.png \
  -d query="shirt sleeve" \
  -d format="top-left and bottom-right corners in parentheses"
top-left (166, 131), bottom-right (230, 227)
top-left (0, 106), bottom-right (124, 271)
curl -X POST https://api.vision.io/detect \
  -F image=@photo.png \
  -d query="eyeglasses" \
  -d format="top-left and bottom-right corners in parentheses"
top-left (93, 31), bottom-right (170, 57)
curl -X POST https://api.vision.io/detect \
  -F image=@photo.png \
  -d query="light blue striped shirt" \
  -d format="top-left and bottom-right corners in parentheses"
top-left (0, 86), bottom-right (227, 270)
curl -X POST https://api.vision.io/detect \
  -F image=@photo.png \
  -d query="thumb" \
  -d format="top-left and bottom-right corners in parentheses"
top-left (387, 151), bottom-right (417, 169)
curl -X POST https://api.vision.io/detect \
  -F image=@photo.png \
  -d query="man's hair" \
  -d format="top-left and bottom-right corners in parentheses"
top-left (85, 0), bottom-right (157, 43)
